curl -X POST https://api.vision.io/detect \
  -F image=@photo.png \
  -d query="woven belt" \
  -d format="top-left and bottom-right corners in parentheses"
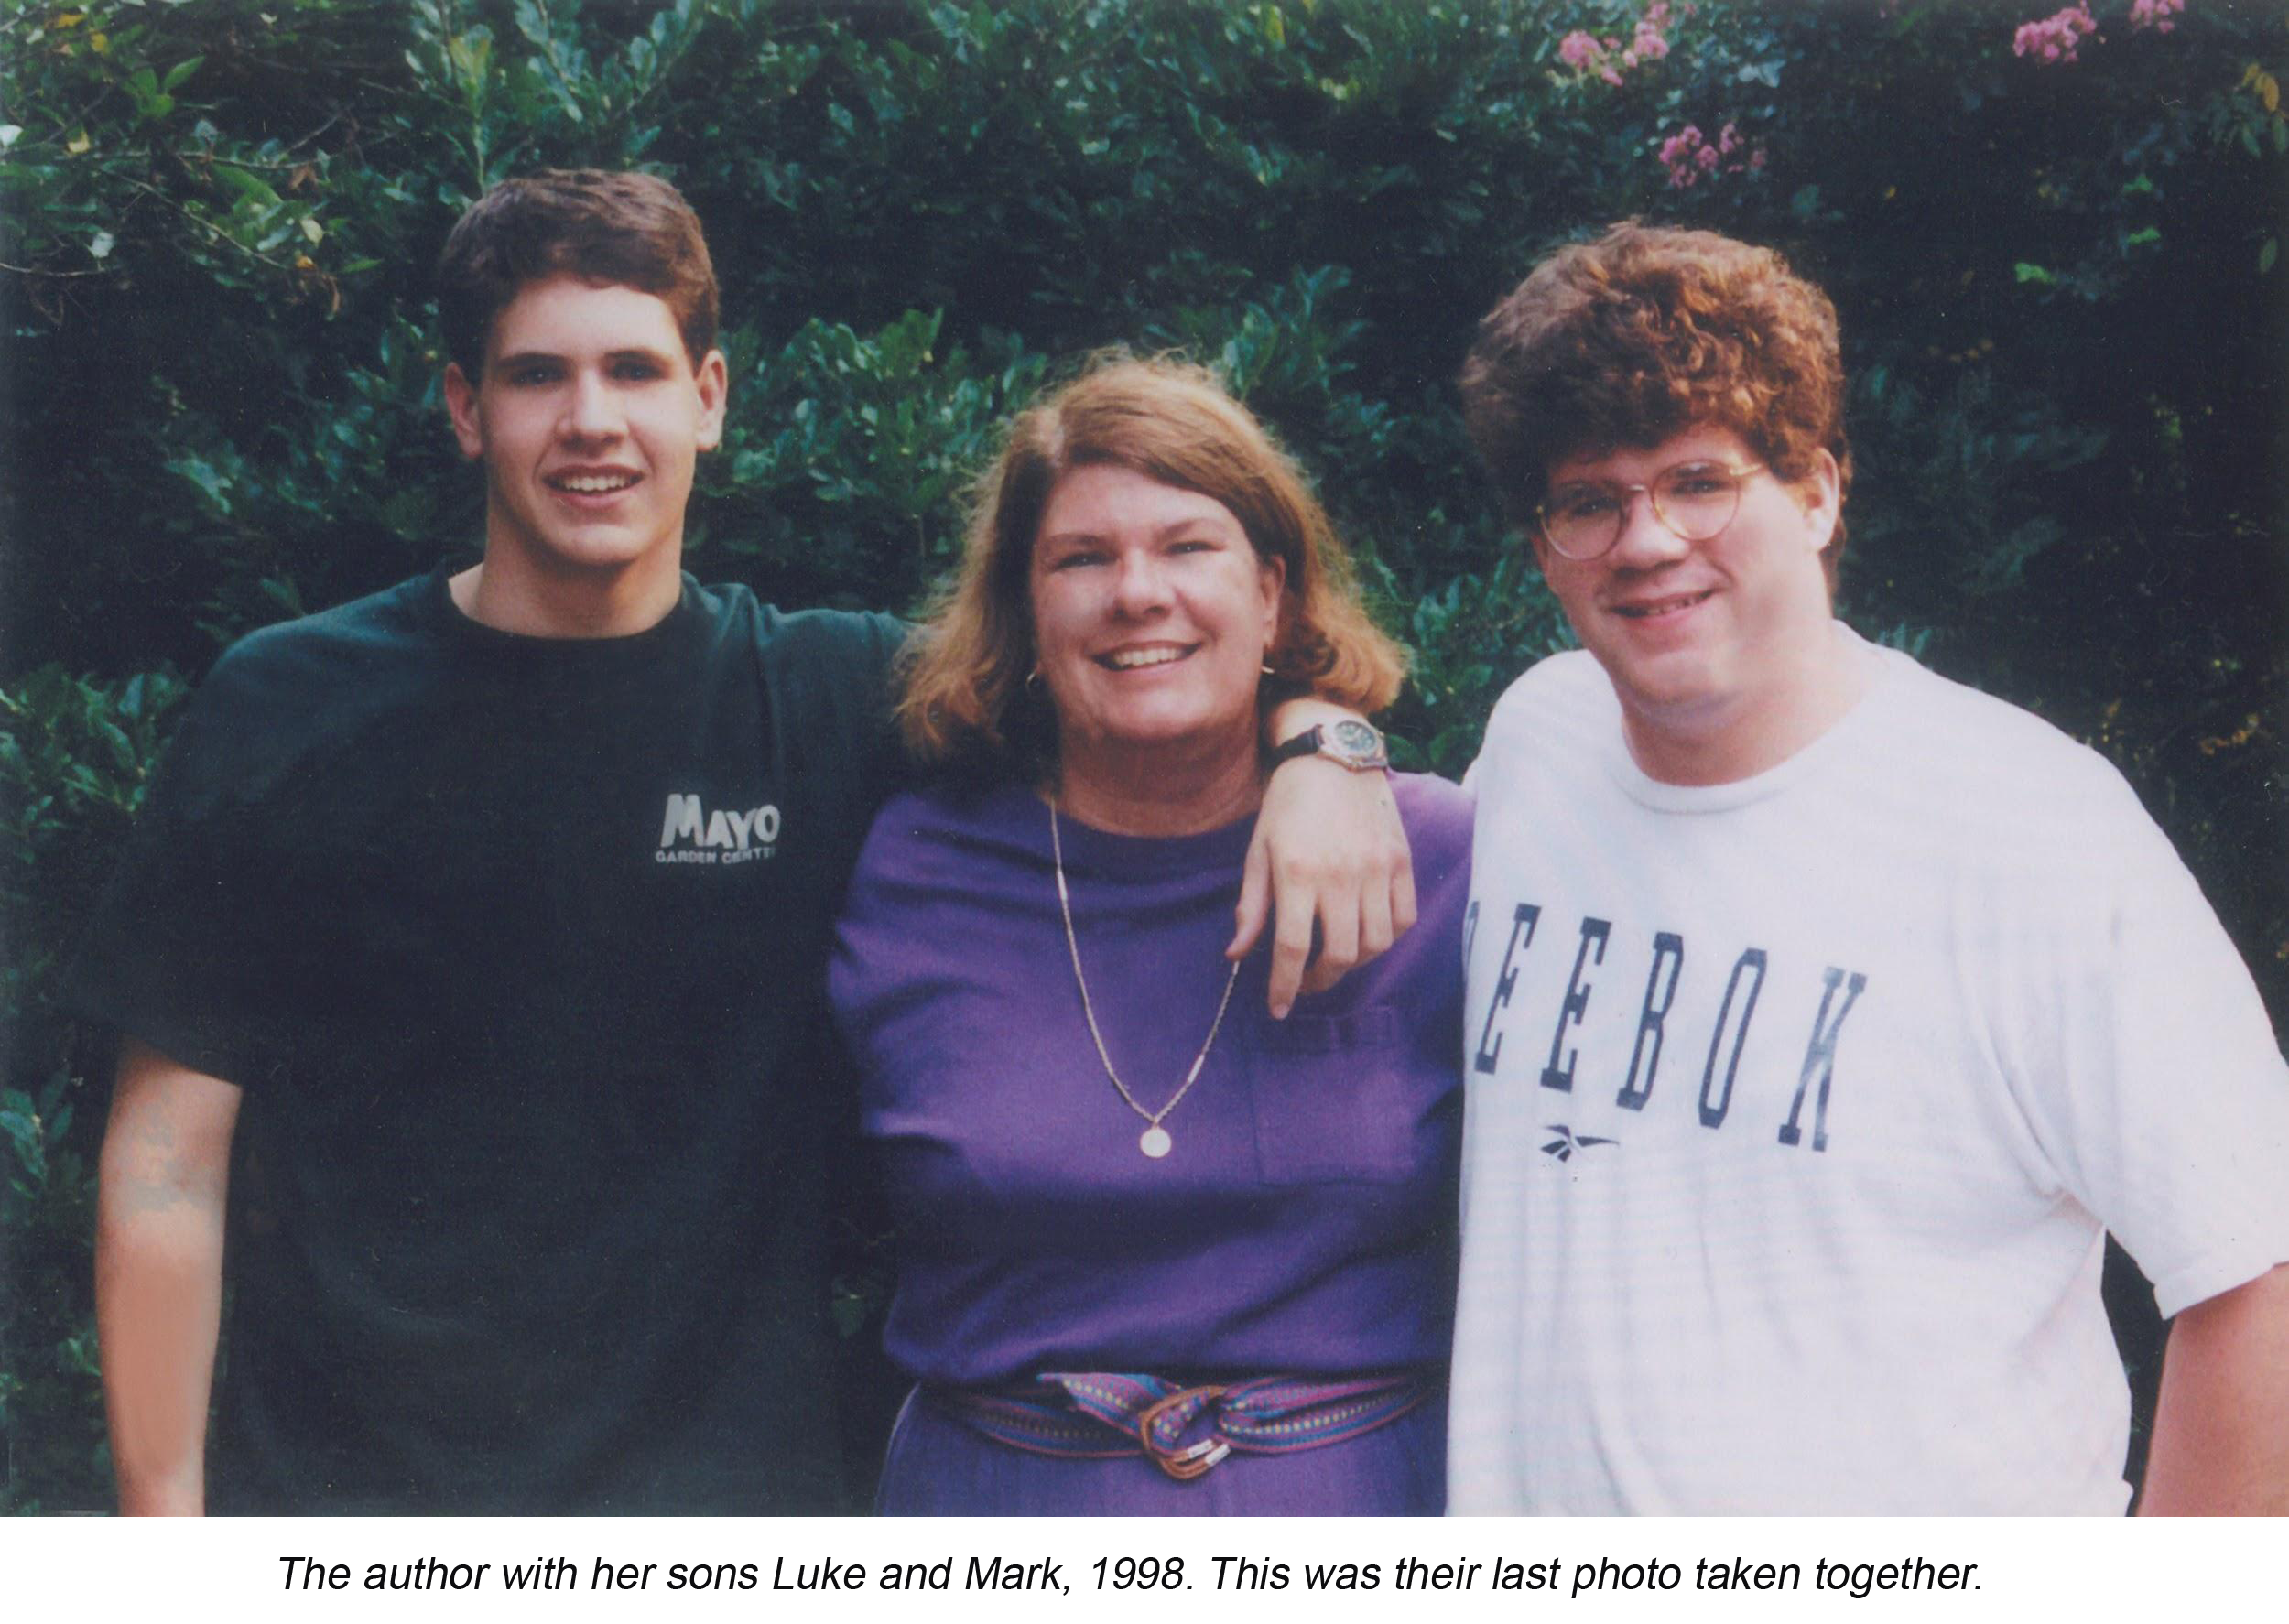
top-left (934, 1370), bottom-right (1433, 1481)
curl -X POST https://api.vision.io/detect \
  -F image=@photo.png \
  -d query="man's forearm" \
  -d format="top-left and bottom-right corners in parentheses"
top-left (2140, 1261), bottom-right (2289, 1514)
top-left (96, 1044), bottom-right (239, 1516)
top-left (97, 1203), bottom-right (225, 1514)
top-left (1238, 697), bottom-right (1415, 1013)
top-left (1264, 694), bottom-right (1359, 748)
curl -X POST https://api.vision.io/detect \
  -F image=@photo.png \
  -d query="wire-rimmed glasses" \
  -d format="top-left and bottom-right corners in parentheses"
top-left (1537, 460), bottom-right (1765, 561)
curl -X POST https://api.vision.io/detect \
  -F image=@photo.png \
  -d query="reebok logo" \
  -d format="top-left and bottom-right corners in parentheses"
top-left (1540, 1124), bottom-right (1618, 1164)
top-left (656, 793), bottom-right (780, 866)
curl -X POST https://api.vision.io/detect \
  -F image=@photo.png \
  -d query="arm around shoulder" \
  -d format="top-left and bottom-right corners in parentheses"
top-left (2140, 1261), bottom-right (2289, 1514)
top-left (1236, 698), bottom-right (1415, 1017)
top-left (96, 1038), bottom-right (242, 1516)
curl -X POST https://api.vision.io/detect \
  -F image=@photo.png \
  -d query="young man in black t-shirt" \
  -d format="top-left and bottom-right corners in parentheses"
top-left (80, 171), bottom-right (1415, 1513)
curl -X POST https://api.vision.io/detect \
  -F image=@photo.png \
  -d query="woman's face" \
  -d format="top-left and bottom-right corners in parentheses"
top-left (1028, 462), bottom-right (1283, 774)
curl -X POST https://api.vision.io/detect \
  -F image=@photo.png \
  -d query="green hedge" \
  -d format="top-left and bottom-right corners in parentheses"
top-left (4, 0), bottom-right (2282, 1512)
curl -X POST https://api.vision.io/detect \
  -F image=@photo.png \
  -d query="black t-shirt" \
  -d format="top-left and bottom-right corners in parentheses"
top-left (70, 567), bottom-right (906, 1512)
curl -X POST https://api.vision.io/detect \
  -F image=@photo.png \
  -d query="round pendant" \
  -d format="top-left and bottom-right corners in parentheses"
top-left (1139, 1125), bottom-right (1173, 1159)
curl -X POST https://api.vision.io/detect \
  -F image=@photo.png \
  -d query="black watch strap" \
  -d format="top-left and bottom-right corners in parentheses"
top-left (1267, 719), bottom-right (1389, 772)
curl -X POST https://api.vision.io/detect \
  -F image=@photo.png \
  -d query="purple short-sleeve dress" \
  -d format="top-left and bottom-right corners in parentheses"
top-left (829, 773), bottom-right (1471, 1514)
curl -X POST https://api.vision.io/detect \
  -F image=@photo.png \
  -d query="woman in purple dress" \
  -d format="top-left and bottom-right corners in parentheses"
top-left (830, 358), bottom-right (1470, 1515)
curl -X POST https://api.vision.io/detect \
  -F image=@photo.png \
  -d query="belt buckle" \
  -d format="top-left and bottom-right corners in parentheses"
top-left (1135, 1384), bottom-right (1231, 1481)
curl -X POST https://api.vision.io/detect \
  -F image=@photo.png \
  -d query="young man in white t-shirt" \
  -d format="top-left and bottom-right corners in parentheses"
top-left (1447, 222), bottom-right (2289, 1513)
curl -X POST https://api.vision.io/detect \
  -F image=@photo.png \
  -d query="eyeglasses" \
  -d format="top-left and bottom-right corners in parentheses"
top-left (1536, 460), bottom-right (1765, 561)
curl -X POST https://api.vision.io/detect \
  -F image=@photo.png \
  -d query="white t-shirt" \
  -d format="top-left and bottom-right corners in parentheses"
top-left (1448, 630), bottom-right (2289, 1514)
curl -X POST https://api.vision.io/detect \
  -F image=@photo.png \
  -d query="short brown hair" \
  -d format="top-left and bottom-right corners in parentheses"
top-left (1460, 222), bottom-right (1852, 579)
top-left (435, 169), bottom-right (718, 377)
top-left (899, 355), bottom-right (1406, 778)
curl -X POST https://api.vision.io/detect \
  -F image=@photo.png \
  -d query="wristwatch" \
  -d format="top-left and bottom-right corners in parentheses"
top-left (1267, 719), bottom-right (1389, 773)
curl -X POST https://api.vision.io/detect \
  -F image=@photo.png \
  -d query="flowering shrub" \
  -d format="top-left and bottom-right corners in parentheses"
top-left (2014, 4), bottom-right (2100, 63)
top-left (1556, 2), bottom-right (1673, 87)
top-left (2129, 0), bottom-right (2184, 33)
top-left (2014, 2), bottom-right (2186, 67)
top-left (1657, 120), bottom-right (1763, 187)
top-left (1558, 30), bottom-right (1609, 74)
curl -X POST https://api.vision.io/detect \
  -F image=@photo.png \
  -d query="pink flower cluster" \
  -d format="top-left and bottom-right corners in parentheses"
top-left (1630, 5), bottom-right (1673, 62)
top-left (2128, 0), bottom-right (2183, 32)
top-left (1657, 121), bottom-right (1763, 189)
top-left (1557, 3), bottom-right (1673, 88)
top-left (2012, 5), bottom-right (2099, 64)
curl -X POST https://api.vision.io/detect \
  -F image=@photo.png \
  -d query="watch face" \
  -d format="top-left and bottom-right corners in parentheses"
top-left (1271, 718), bottom-right (1386, 770)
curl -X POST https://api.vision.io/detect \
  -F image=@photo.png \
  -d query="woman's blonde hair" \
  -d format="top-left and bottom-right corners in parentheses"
top-left (898, 354), bottom-right (1405, 777)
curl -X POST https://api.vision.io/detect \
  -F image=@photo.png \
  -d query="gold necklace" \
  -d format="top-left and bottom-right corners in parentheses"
top-left (1049, 797), bottom-right (1242, 1160)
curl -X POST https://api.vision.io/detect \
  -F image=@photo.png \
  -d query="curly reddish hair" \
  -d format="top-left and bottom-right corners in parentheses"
top-left (899, 354), bottom-right (1405, 779)
top-left (1460, 222), bottom-right (1852, 582)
